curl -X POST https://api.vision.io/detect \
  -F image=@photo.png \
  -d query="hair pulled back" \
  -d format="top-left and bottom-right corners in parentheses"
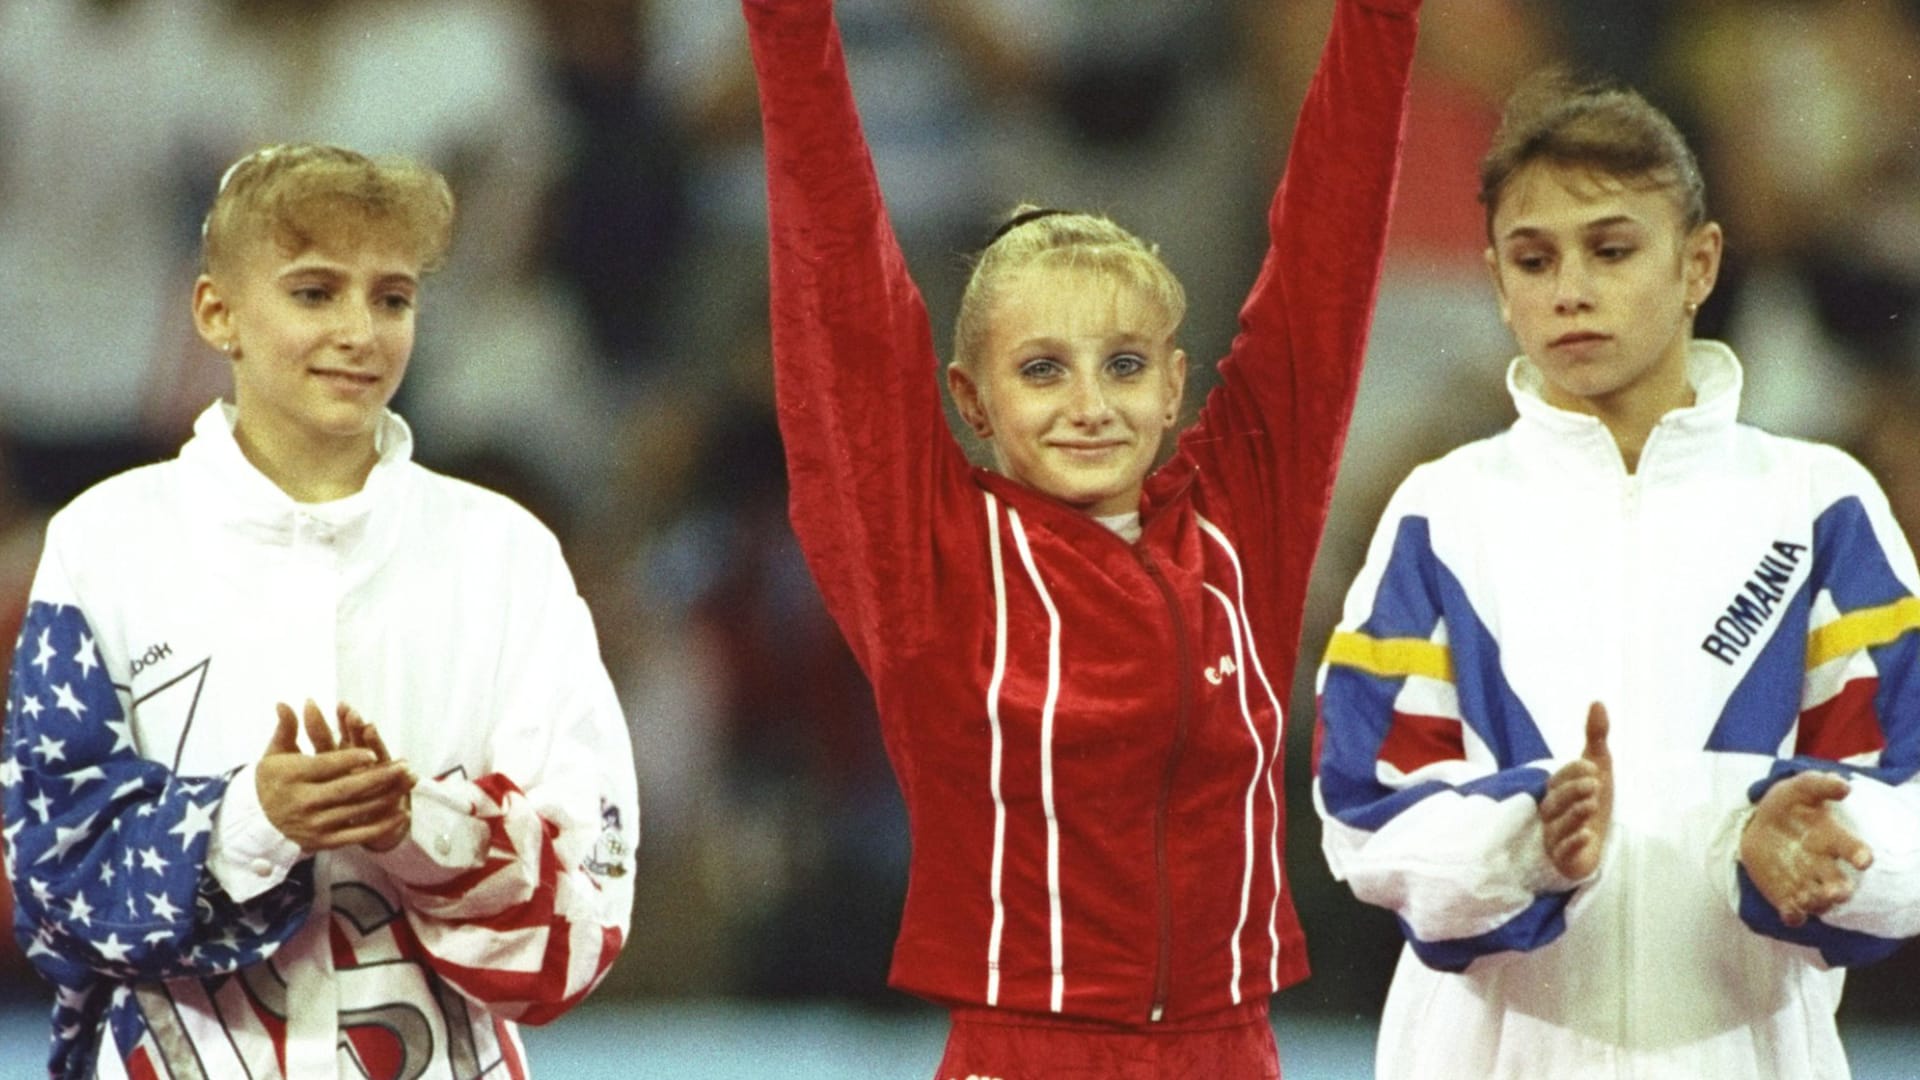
top-left (953, 205), bottom-right (1186, 370)
top-left (1479, 70), bottom-right (1706, 240)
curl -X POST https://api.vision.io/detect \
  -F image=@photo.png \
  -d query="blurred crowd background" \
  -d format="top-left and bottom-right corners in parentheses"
top-left (2, 0), bottom-right (1918, 1041)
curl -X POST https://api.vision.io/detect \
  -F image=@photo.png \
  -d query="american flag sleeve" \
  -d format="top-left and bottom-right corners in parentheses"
top-left (366, 538), bottom-right (637, 1025)
top-left (4, 587), bottom-right (314, 991)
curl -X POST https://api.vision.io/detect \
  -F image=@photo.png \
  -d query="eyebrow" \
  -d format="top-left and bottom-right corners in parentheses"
top-left (1499, 214), bottom-right (1643, 243)
top-left (275, 264), bottom-right (420, 290)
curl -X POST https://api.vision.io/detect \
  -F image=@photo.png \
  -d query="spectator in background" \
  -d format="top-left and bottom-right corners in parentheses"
top-left (1663, 0), bottom-right (1920, 443)
top-left (0, 1), bottom-right (216, 509)
top-left (532, 0), bottom-right (693, 380)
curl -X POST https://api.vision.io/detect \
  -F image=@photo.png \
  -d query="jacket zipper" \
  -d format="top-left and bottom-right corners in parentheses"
top-left (1139, 556), bottom-right (1193, 1022)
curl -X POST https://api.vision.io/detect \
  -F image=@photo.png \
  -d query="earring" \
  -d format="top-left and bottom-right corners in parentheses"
top-left (221, 341), bottom-right (235, 355)
top-left (1684, 300), bottom-right (1699, 317)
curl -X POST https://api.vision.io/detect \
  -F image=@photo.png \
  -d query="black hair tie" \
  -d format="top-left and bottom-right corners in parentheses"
top-left (985, 207), bottom-right (1072, 248)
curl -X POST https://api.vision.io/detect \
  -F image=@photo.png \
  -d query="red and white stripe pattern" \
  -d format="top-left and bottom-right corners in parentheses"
top-left (1197, 516), bottom-right (1286, 999)
top-left (394, 773), bottom-right (625, 1025)
top-left (981, 494), bottom-right (1068, 1013)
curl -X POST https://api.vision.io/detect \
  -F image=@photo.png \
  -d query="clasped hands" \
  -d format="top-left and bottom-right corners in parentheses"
top-left (1538, 702), bottom-right (1872, 927)
top-left (255, 700), bottom-right (417, 854)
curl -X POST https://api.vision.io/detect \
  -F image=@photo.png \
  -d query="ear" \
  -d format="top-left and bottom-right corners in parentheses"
top-left (1163, 348), bottom-right (1188, 428)
top-left (1682, 221), bottom-right (1724, 315)
top-left (1483, 247), bottom-right (1512, 327)
top-left (947, 361), bottom-right (993, 439)
top-left (192, 274), bottom-right (237, 357)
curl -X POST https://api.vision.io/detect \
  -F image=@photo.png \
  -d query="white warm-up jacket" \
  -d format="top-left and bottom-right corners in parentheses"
top-left (1314, 342), bottom-right (1920, 1079)
top-left (4, 403), bottom-right (638, 1079)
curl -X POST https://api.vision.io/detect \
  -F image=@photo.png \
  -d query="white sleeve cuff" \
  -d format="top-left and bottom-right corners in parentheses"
top-left (374, 776), bottom-right (493, 888)
top-left (207, 763), bottom-right (304, 903)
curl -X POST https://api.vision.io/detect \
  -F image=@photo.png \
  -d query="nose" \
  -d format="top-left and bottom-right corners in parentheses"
top-left (334, 297), bottom-right (376, 349)
top-left (1066, 372), bottom-right (1113, 426)
top-left (1553, 256), bottom-right (1594, 315)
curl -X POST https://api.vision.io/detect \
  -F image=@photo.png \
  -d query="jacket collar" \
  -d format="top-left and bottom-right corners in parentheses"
top-left (176, 401), bottom-right (414, 553)
top-left (1506, 339), bottom-right (1743, 484)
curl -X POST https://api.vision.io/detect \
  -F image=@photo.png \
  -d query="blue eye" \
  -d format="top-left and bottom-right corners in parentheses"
top-left (1109, 353), bottom-right (1146, 377)
top-left (1019, 358), bottom-right (1062, 380)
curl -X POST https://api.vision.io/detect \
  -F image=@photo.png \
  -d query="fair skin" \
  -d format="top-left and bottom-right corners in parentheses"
top-left (257, 701), bottom-right (413, 853)
top-left (1502, 161), bottom-right (1872, 918)
top-left (1484, 159), bottom-right (1721, 473)
top-left (1540, 702), bottom-right (1611, 880)
top-left (192, 227), bottom-right (422, 503)
top-left (946, 263), bottom-right (1187, 518)
top-left (191, 217), bottom-right (423, 848)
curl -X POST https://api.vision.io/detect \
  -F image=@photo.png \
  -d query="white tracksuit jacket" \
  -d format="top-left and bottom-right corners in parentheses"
top-left (4, 402), bottom-right (639, 1079)
top-left (1313, 342), bottom-right (1920, 1079)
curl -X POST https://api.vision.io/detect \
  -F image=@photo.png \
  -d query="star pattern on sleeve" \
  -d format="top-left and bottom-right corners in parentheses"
top-left (5, 600), bottom-right (317, 1077)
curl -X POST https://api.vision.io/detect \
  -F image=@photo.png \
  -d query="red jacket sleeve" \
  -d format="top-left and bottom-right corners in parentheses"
top-left (745, 0), bottom-right (962, 671)
top-left (1168, 0), bottom-right (1419, 609)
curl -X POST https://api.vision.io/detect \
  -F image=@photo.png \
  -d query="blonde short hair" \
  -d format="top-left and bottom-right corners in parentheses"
top-left (201, 143), bottom-right (455, 277)
top-left (953, 206), bottom-right (1187, 370)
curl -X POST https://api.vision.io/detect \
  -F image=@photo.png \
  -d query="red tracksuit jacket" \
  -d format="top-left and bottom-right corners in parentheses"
top-left (748, 0), bottom-right (1418, 1027)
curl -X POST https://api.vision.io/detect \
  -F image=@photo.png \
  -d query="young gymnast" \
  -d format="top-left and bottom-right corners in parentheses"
top-left (745, 0), bottom-right (1421, 1074)
top-left (1315, 73), bottom-right (1920, 1078)
top-left (4, 144), bottom-right (638, 1079)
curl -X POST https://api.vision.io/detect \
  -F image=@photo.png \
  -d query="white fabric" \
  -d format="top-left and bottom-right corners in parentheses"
top-left (1317, 342), bottom-right (1920, 1079)
top-left (30, 401), bottom-right (638, 1078)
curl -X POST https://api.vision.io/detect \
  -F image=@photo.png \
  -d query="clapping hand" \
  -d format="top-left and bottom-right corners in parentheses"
top-left (256, 700), bottom-right (415, 853)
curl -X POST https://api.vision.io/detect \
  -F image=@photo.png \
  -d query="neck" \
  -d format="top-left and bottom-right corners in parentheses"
top-left (231, 419), bottom-right (380, 503)
top-left (1544, 345), bottom-right (1695, 475)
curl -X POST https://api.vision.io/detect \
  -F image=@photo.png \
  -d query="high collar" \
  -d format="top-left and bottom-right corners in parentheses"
top-left (1505, 339), bottom-right (1744, 485)
top-left (176, 401), bottom-right (414, 559)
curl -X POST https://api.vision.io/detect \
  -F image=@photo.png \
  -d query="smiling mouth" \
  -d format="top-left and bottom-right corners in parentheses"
top-left (311, 368), bottom-right (379, 386)
top-left (1052, 441), bottom-right (1127, 456)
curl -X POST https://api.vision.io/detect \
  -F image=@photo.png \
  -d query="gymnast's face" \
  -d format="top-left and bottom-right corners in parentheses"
top-left (1486, 160), bottom-right (1719, 420)
top-left (194, 225), bottom-right (421, 460)
top-left (947, 263), bottom-right (1186, 517)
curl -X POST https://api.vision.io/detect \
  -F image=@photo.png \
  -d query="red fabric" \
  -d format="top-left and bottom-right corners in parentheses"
top-left (1798, 678), bottom-right (1887, 761)
top-left (1378, 710), bottom-right (1467, 775)
top-left (748, 0), bottom-right (1416, 1027)
top-left (936, 1004), bottom-right (1279, 1080)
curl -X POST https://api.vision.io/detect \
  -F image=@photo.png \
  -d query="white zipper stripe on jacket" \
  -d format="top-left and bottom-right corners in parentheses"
top-left (1198, 514), bottom-right (1285, 984)
top-left (1204, 582), bottom-right (1261, 1006)
top-left (981, 492), bottom-right (1012, 1007)
top-left (1006, 506), bottom-right (1068, 1012)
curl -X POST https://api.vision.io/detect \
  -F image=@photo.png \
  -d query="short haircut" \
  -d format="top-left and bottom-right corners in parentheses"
top-left (201, 143), bottom-right (456, 278)
top-left (1479, 70), bottom-right (1707, 241)
top-left (953, 205), bottom-right (1187, 371)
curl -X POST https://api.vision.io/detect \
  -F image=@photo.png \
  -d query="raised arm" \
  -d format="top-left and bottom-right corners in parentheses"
top-left (1313, 475), bottom-right (1590, 972)
top-left (745, 0), bottom-right (958, 667)
top-left (1176, 0), bottom-right (1418, 579)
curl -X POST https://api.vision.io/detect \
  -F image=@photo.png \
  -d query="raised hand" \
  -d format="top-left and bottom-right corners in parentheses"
top-left (1739, 771), bottom-right (1873, 927)
top-left (1541, 702), bottom-right (1613, 881)
top-left (256, 700), bottom-right (415, 853)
